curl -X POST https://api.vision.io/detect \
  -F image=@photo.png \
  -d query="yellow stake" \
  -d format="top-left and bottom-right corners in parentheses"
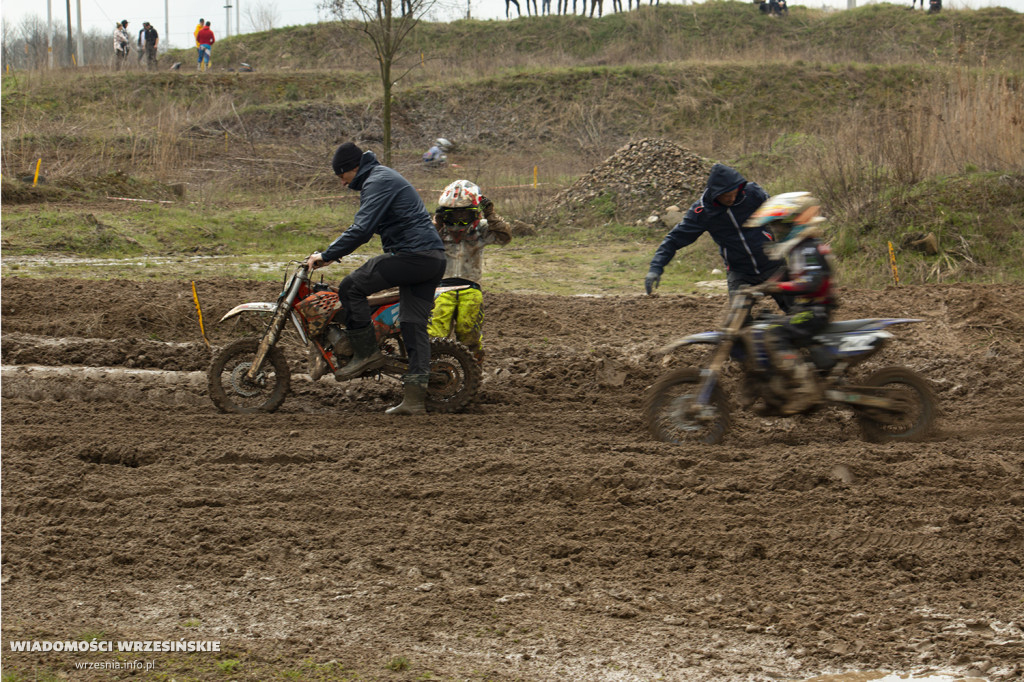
top-left (191, 281), bottom-right (211, 347)
top-left (225, 131), bottom-right (228, 154)
top-left (33, 158), bottom-right (42, 186)
top-left (887, 241), bottom-right (900, 286)
top-left (533, 165), bottom-right (538, 189)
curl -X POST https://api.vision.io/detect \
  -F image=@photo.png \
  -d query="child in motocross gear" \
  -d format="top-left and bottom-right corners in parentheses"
top-left (427, 180), bottom-right (511, 364)
top-left (743, 192), bottom-right (838, 415)
top-left (646, 163), bottom-right (792, 313)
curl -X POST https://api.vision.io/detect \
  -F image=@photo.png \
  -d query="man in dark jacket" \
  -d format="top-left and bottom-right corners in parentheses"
top-left (305, 142), bottom-right (446, 415)
top-left (644, 163), bottom-right (791, 312)
top-left (137, 22), bottom-right (159, 70)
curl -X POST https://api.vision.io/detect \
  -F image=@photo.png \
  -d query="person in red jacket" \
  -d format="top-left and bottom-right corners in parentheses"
top-left (196, 22), bottom-right (215, 71)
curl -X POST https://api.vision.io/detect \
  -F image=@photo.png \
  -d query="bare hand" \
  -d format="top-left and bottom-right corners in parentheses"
top-left (305, 252), bottom-right (325, 271)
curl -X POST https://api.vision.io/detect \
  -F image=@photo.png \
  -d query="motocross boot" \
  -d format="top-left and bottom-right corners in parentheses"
top-left (333, 324), bottom-right (384, 381)
top-left (776, 350), bottom-right (823, 416)
top-left (385, 374), bottom-right (429, 415)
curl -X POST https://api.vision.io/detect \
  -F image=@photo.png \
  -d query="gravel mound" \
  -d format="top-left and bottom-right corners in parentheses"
top-left (543, 138), bottom-right (712, 228)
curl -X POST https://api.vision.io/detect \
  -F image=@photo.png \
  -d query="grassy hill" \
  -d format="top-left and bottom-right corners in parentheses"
top-left (2, 2), bottom-right (1022, 288)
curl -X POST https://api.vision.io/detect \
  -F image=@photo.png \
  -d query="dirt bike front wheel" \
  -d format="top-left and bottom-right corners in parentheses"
top-left (425, 338), bottom-right (482, 413)
top-left (208, 337), bottom-right (291, 414)
top-left (856, 366), bottom-right (938, 443)
top-left (644, 367), bottom-right (731, 445)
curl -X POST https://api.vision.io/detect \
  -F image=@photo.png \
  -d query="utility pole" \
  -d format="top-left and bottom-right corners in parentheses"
top-left (224, 2), bottom-right (233, 38)
top-left (47, 0), bottom-right (53, 68)
top-left (236, 0), bottom-right (240, 38)
top-left (75, 0), bottom-right (83, 65)
top-left (165, 0), bottom-right (169, 53)
top-left (65, 0), bottom-right (72, 65)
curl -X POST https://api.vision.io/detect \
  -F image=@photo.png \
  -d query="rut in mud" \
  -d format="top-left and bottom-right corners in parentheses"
top-left (2, 277), bottom-right (1023, 681)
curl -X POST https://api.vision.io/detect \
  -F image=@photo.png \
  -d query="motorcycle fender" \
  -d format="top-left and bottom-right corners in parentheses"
top-left (657, 332), bottom-right (724, 356)
top-left (218, 302), bottom-right (277, 323)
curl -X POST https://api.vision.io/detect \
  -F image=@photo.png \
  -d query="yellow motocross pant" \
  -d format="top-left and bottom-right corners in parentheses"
top-left (428, 288), bottom-right (484, 357)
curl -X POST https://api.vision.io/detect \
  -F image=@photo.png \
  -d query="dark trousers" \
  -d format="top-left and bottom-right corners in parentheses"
top-left (338, 250), bottom-right (445, 375)
top-left (727, 268), bottom-right (794, 314)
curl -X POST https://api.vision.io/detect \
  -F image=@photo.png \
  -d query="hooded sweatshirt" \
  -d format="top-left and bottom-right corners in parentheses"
top-left (321, 150), bottom-right (443, 262)
top-left (649, 164), bottom-right (780, 277)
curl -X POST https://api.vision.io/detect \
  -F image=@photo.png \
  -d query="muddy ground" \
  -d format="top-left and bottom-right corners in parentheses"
top-left (1, 277), bottom-right (1022, 681)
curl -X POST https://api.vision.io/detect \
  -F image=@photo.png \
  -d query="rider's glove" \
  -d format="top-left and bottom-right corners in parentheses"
top-left (644, 270), bottom-right (661, 295)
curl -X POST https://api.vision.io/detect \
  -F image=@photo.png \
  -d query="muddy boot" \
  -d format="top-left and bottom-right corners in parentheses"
top-left (385, 374), bottom-right (429, 415)
top-left (308, 345), bottom-right (328, 381)
top-left (333, 325), bottom-right (384, 381)
top-left (777, 352), bottom-right (822, 415)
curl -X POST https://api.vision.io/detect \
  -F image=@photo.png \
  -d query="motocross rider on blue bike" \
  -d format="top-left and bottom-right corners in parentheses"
top-left (742, 192), bottom-right (838, 415)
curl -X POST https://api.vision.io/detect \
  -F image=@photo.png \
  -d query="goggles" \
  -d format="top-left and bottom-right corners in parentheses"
top-left (441, 207), bottom-right (480, 226)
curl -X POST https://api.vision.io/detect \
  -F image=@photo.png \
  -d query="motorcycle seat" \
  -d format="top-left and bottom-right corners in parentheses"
top-left (821, 319), bottom-right (884, 334)
top-left (366, 284), bottom-right (474, 308)
top-left (367, 288), bottom-right (401, 307)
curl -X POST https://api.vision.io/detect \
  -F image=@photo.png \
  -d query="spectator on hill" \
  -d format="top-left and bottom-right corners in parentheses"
top-left (137, 22), bottom-right (159, 70)
top-left (197, 22), bottom-right (215, 71)
top-left (194, 17), bottom-right (206, 68)
top-left (644, 163), bottom-right (793, 313)
top-left (113, 20), bottom-right (130, 69)
top-left (928, 0), bottom-right (941, 12)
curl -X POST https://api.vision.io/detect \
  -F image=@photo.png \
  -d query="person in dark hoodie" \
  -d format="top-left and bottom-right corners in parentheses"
top-left (305, 142), bottom-right (447, 416)
top-left (645, 163), bottom-right (791, 312)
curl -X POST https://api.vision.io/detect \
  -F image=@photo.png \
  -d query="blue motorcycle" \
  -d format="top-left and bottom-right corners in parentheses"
top-left (644, 290), bottom-right (938, 445)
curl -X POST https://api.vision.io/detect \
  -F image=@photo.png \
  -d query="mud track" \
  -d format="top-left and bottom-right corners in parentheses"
top-left (2, 277), bottom-right (1023, 681)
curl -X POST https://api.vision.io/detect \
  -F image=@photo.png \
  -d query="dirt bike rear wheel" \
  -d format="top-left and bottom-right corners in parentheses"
top-left (208, 337), bottom-right (291, 414)
top-left (425, 338), bottom-right (481, 413)
top-left (856, 366), bottom-right (937, 443)
top-left (644, 367), bottom-right (731, 445)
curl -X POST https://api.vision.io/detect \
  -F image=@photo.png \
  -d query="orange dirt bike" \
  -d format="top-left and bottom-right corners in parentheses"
top-left (644, 290), bottom-right (938, 444)
top-left (208, 261), bottom-right (481, 414)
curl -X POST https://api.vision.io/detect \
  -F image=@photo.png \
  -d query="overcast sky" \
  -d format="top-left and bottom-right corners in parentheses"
top-left (1, 0), bottom-right (1020, 50)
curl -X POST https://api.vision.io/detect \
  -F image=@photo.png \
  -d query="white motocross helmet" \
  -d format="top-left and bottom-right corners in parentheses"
top-left (438, 179), bottom-right (481, 209)
top-left (437, 180), bottom-right (483, 238)
top-left (435, 137), bottom-right (452, 151)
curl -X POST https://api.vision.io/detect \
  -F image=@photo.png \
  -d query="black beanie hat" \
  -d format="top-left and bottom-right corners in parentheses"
top-left (332, 142), bottom-right (363, 175)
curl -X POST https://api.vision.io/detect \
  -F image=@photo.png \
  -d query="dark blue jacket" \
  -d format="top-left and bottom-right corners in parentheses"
top-left (321, 151), bottom-right (443, 262)
top-left (649, 164), bottom-right (781, 277)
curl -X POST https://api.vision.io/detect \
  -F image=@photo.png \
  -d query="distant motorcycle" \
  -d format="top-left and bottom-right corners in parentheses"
top-left (644, 290), bottom-right (938, 444)
top-left (208, 262), bottom-right (481, 414)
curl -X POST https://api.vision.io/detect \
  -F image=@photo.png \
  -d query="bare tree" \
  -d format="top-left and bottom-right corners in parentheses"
top-left (319, 0), bottom-right (439, 164)
top-left (1, 15), bottom-right (106, 69)
top-left (245, 1), bottom-right (281, 32)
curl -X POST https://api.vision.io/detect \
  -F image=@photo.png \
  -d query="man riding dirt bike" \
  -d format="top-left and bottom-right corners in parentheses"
top-left (305, 141), bottom-right (446, 416)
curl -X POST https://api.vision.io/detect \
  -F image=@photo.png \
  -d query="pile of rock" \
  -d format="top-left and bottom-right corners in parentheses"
top-left (542, 138), bottom-right (712, 229)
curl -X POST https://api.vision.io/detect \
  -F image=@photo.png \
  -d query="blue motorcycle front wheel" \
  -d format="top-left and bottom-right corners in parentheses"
top-left (644, 367), bottom-right (731, 445)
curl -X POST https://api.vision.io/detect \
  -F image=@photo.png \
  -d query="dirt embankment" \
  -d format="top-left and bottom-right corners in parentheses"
top-left (2, 277), bottom-right (1023, 681)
